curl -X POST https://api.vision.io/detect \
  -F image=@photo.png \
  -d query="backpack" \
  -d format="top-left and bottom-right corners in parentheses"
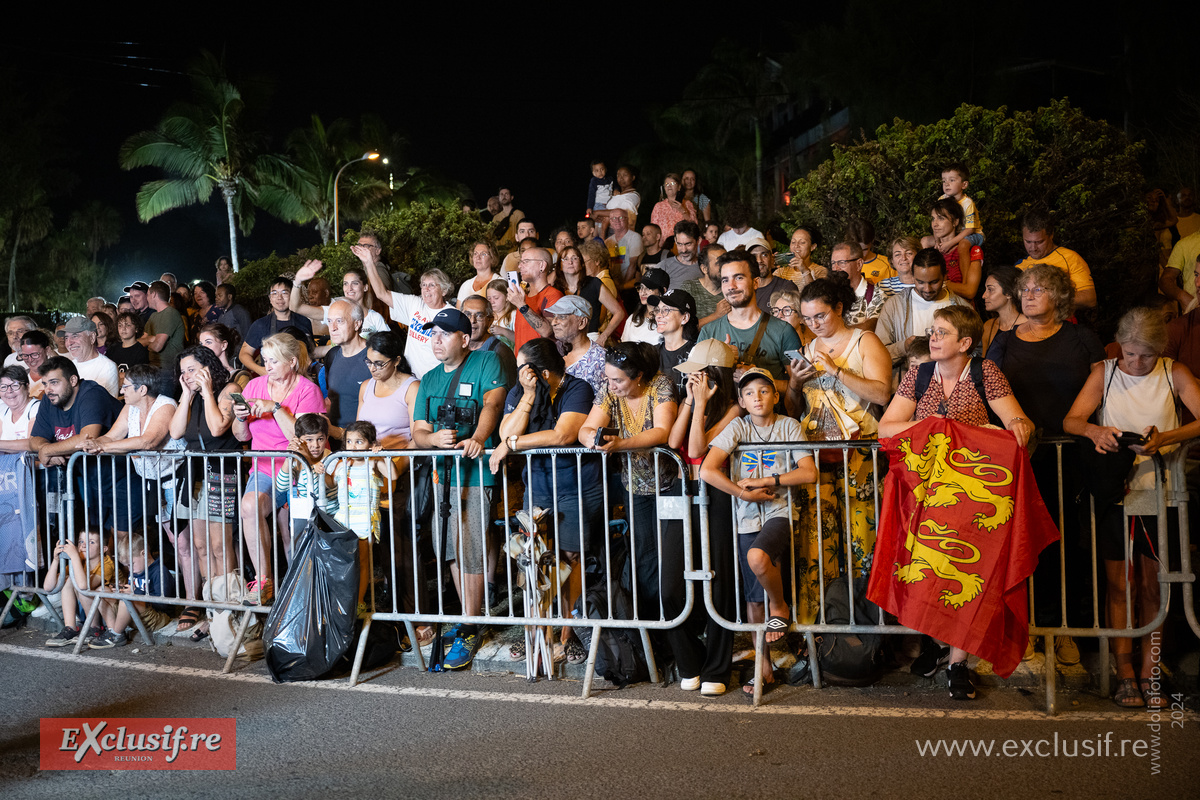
top-left (913, 357), bottom-right (1002, 427)
top-left (812, 577), bottom-right (885, 686)
top-left (572, 521), bottom-right (648, 688)
top-left (204, 570), bottom-right (264, 660)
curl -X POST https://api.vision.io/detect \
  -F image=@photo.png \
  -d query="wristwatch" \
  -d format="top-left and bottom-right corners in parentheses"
top-left (774, 474), bottom-right (781, 487)
top-left (508, 435), bottom-right (519, 451)
top-left (273, 401), bottom-right (282, 414)
top-left (519, 304), bottom-right (530, 314)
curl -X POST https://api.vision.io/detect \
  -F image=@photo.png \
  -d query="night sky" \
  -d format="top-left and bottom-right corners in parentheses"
top-left (2, 8), bottom-right (1185, 300)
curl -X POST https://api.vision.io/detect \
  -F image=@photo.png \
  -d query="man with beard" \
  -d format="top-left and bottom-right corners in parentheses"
top-left (697, 250), bottom-right (800, 394)
top-left (875, 248), bottom-right (971, 386)
top-left (679, 244), bottom-right (729, 327)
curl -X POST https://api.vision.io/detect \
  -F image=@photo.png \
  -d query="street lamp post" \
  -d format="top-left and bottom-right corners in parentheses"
top-left (334, 152), bottom-right (380, 243)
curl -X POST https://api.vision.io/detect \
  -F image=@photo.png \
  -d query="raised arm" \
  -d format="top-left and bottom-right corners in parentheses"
top-left (354, 245), bottom-right (395, 309)
top-left (289, 260), bottom-right (331, 321)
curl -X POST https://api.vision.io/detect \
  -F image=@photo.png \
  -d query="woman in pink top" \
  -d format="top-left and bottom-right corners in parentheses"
top-left (231, 333), bottom-right (326, 603)
top-left (650, 173), bottom-right (697, 245)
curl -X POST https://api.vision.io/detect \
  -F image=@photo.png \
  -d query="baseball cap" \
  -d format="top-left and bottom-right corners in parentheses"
top-left (545, 295), bottom-right (592, 318)
top-left (63, 317), bottom-right (97, 335)
top-left (431, 308), bottom-right (471, 336)
top-left (737, 366), bottom-right (775, 390)
top-left (123, 281), bottom-right (150, 293)
top-left (673, 339), bottom-right (737, 374)
top-left (647, 289), bottom-right (697, 319)
top-left (744, 237), bottom-right (772, 252)
top-left (636, 268), bottom-right (670, 293)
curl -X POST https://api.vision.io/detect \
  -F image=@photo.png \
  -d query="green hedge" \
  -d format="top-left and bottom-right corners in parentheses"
top-left (782, 100), bottom-right (1158, 336)
top-left (231, 201), bottom-right (493, 317)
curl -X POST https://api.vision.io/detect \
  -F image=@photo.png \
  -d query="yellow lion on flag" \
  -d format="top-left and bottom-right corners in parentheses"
top-left (898, 432), bottom-right (1015, 530)
top-left (894, 520), bottom-right (984, 608)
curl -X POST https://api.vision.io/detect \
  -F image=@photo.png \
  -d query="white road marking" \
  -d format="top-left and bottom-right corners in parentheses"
top-left (2, 643), bottom-right (1192, 723)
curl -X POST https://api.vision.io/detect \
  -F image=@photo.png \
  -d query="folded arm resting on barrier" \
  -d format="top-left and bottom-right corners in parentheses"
top-left (700, 442), bottom-right (817, 502)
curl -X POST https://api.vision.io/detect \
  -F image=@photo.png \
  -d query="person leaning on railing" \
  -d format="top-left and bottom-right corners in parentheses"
top-left (489, 337), bottom-right (598, 665)
top-left (0, 365), bottom-right (40, 453)
top-left (168, 346), bottom-right (242, 641)
top-left (579, 341), bottom-right (678, 620)
top-left (1062, 307), bottom-right (1200, 710)
top-left (879, 305), bottom-right (1035, 701)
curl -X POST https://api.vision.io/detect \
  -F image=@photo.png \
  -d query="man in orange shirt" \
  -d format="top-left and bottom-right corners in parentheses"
top-left (506, 247), bottom-right (562, 352)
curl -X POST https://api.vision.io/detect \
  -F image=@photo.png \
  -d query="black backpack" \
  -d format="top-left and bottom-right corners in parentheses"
top-left (813, 577), bottom-right (886, 686)
top-left (572, 522), bottom-right (648, 688)
top-left (913, 357), bottom-right (1002, 427)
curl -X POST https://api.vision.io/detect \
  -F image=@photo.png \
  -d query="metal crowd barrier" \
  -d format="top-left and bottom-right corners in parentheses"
top-left (318, 446), bottom-right (694, 696)
top-left (0, 453), bottom-right (69, 630)
top-left (60, 449), bottom-right (314, 672)
top-left (12, 437), bottom-right (1196, 717)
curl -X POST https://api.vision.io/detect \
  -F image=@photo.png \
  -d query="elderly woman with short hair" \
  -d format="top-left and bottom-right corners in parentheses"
top-left (1064, 308), bottom-right (1200, 708)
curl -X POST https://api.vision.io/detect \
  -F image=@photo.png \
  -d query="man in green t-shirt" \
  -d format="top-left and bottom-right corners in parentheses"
top-left (697, 250), bottom-right (801, 394)
top-left (412, 308), bottom-right (509, 669)
top-left (140, 281), bottom-right (185, 368)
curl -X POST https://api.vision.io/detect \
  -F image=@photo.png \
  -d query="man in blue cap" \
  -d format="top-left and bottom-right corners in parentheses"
top-left (411, 308), bottom-right (510, 669)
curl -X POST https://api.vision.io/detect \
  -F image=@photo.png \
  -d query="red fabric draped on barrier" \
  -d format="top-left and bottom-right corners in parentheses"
top-left (867, 418), bottom-right (1059, 678)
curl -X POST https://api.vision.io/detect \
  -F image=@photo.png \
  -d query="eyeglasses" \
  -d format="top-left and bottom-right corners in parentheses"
top-left (0, 382), bottom-right (21, 393)
top-left (269, 290), bottom-right (290, 297)
top-left (831, 259), bottom-right (861, 268)
top-left (926, 327), bottom-right (957, 341)
top-left (1020, 286), bottom-right (1048, 297)
top-left (653, 306), bottom-right (678, 316)
top-left (800, 312), bottom-right (831, 326)
top-left (366, 358), bottom-right (394, 370)
top-left (17, 352), bottom-right (45, 362)
top-left (771, 307), bottom-right (797, 318)
top-left (120, 383), bottom-right (135, 392)
top-left (462, 312), bottom-right (489, 322)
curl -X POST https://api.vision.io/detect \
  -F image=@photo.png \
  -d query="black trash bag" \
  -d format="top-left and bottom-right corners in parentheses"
top-left (326, 619), bottom-right (402, 677)
top-left (264, 507), bottom-right (360, 683)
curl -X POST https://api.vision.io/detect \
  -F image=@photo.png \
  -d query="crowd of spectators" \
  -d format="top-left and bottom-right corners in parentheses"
top-left (5, 174), bottom-right (1200, 710)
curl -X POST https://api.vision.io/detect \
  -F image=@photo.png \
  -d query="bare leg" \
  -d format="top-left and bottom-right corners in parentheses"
top-left (166, 522), bottom-right (198, 600)
top-left (559, 551), bottom-right (581, 645)
top-left (747, 548), bottom-right (787, 643)
top-left (1105, 560), bottom-right (1135, 680)
top-left (1135, 553), bottom-right (1164, 680)
top-left (240, 490), bottom-right (274, 584)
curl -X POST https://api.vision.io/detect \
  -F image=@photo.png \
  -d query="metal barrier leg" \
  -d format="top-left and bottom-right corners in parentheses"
top-left (638, 628), bottom-right (660, 684)
top-left (221, 610), bottom-right (256, 674)
top-left (805, 632), bottom-right (821, 689)
top-left (403, 621), bottom-right (426, 671)
top-left (72, 599), bottom-right (104, 656)
top-left (580, 623), bottom-right (602, 699)
top-left (1098, 636), bottom-right (1110, 700)
top-left (125, 601), bottom-right (154, 646)
top-left (1044, 634), bottom-right (1057, 715)
top-left (348, 617), bottom-right (373, 686)
top-left (752, 632), bottom-right (764, 706)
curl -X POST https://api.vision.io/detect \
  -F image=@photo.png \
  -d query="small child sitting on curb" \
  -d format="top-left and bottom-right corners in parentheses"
top-left (44, 528), bottom-right (123, 648)
top-left (92, 532), bottom-right (178, 649)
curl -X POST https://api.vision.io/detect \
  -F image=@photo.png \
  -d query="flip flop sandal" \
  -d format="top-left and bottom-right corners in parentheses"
top-left (1113, 678), bottom-right (1144, 708)
top-left (741, 676), bottom-right (777, 699)
top-left (564, 637), bottom-right (587, 664)
top-left (764, 615), bottom-right (790, 642)
top-left (509, 639), bottom-right (527, 660)
top-left (175, 607), bottom-right (203, 633)
top-left (1140, 679), bottom-right (1167, 710)
top-left (189, 625), bottom-right (210, 644)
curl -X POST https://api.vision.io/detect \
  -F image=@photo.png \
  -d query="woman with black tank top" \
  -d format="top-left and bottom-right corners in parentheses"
top-left (167, 345), bottom-right (241, 642)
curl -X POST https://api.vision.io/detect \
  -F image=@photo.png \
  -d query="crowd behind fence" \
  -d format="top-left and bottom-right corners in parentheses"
top-left (2, 438), bottom-right (1196, 713)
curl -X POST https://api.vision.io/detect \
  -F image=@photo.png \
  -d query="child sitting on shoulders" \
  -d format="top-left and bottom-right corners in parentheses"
top-left (940, 163), bottom-right (985, 249)
top-left (43, 528), bottom-right (123, 648)
top-left (333, 420), bottom-right (399, 615)
top-left (277, 413), bottom-right (339, 552)
top-left (699, 367), bottom-right (818, 696)
top-left (586, 159), bottom-right (614, 218)
top-left (92, 531), bottom-right (178, 649)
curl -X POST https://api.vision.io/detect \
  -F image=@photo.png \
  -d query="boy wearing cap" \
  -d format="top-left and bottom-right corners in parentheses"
top-left (700, 367), bottom-right (816, 695)
top-left (648, 289), bottom-right (698, 401)
top-left (412, 308), bottom-right (510, 670)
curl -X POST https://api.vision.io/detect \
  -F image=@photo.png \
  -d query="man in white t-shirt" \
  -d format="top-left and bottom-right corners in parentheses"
top-left (605, 211), bottom-right (643, 293)
top-left (64, 316), bottom-right (119, 397)
top-left (875, 250), bottom-right (970, 383)
top-left (716, 201), bottom-right (764, 251)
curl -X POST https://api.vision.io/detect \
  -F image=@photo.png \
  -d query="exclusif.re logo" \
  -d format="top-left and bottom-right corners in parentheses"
top-left (40, 718), bottom-right (236, 770)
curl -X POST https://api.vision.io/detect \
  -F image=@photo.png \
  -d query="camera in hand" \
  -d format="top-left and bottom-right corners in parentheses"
top-left (594, 426), bottom-right (619, 447)
top-left (1115, 431), bottom-right (1148, 447)
top-left (434, 400), bottom-right (479, 429)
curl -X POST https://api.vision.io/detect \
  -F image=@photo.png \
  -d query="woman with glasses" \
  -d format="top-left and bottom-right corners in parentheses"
top-left (986, 262), bottom-right (1105, 666)
top-left (769, 288), bottom-right (813, 346)
top-left (16, 330), bottom-right (54, 399)
top-left (457, 241), bottom-right (501, 307)
top-left (650, 173), bottom-right (698, 246)
top-left (0, 366), bottom-right (40, 453)
top-left (786, 276), bottom-right (892, 625)
top-left (649, 290), bottom-right (699, 401)
top-left (553, 244), bottom-right (625, 344)
top-left (620, 268), bottom-right (670, 345)
top-left (879, 305), bottom-right (1035, 700)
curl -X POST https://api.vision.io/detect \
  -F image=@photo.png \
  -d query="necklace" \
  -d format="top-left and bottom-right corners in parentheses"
top-left (1023, 320), bottom-right (1060, 342)
top-left (617, 384), bottom-right (650, 437)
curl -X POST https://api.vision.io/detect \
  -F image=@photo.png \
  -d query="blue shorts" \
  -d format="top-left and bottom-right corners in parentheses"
top-left (243, 469), bottom-right (289, 510)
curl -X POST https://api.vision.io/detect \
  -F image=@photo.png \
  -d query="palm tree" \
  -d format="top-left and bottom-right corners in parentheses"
top-left (119, 51), bottom-right (303, 271)
top-left (4, 181), bottom-right (53, 311)
top-left (68, 201), bottom-right (122, 267)
top-left (264, 114), bottom-right (392, 244)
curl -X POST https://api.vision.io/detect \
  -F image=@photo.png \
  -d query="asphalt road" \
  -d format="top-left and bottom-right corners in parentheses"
top-left (1, 628), bottom-right (1196, 800)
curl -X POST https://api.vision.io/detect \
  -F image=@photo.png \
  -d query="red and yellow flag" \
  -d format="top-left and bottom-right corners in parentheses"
top-left (867, 418), bottom-right (1059, 678)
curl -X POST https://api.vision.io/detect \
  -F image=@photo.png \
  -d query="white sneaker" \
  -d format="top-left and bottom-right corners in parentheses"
top-left (680, 676), bottom-right (701, 691)
top-left (701, 682), bottom-right (727, 696)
